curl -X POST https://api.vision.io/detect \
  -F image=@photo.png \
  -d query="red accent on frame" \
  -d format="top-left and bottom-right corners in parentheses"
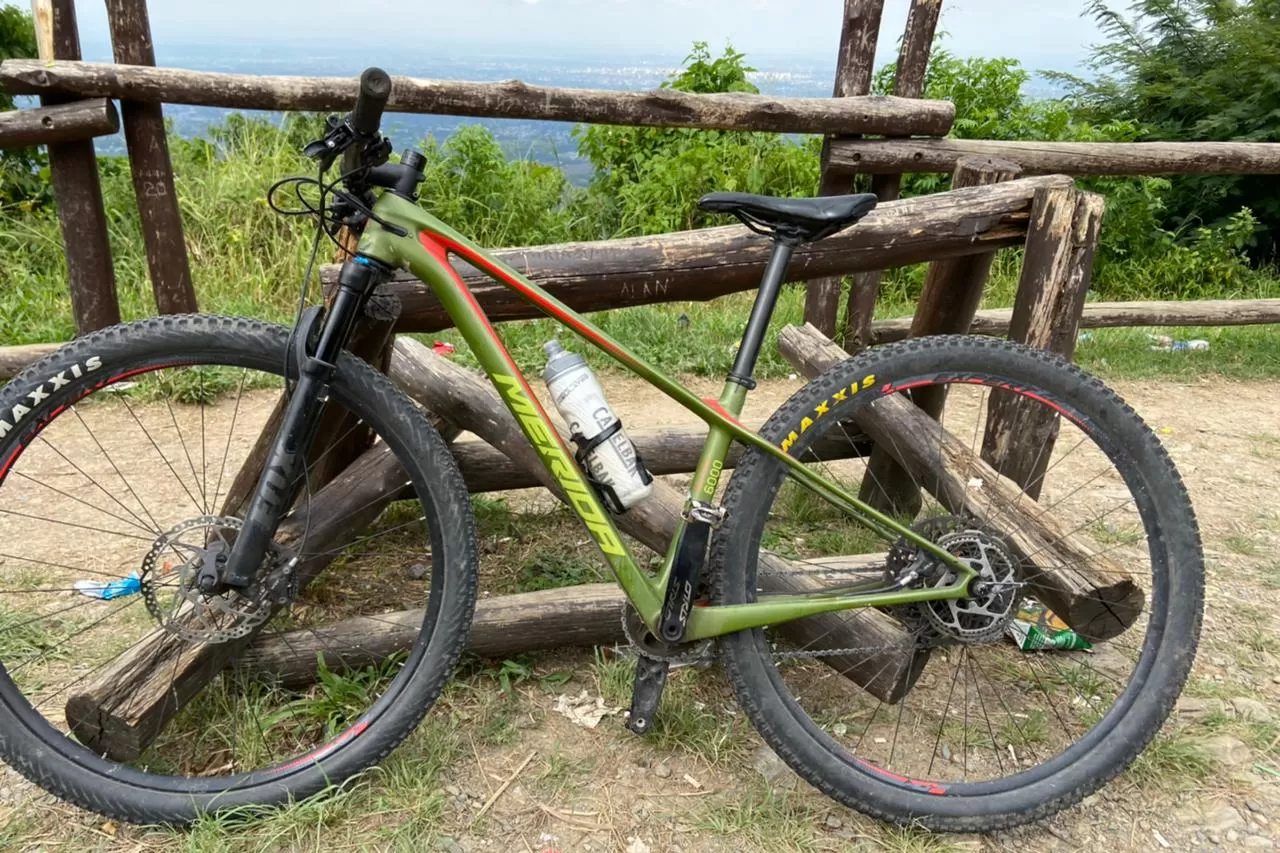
top-left (417, 232), bottom-right (577, 457)
top-left (432, 234), bottom-right (627, 360)
top-left (701, 398), bottom-right (744, 428)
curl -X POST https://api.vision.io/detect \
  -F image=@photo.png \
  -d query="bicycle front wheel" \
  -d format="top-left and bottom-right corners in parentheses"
top-left (712, 336), bottom-right (1202, 832)
top-left (0, 315), bottom-right (478, 824)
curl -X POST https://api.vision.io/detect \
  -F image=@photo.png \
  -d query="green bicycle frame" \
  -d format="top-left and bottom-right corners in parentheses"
top-left (356, 192), bottom-right (975, 642)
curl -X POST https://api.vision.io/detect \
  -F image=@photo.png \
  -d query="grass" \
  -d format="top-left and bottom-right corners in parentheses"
top-left (695, 781), bottom-right (826, 852)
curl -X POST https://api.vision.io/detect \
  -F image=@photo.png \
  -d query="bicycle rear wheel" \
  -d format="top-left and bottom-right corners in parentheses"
top-left (0, 315), bottom-right (478, 824)
top-left (712, 336), bottom-right (1202, 832)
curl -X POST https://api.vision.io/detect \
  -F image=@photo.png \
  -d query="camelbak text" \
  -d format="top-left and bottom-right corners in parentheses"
top-left (494, 374), bottom-right (626, 556)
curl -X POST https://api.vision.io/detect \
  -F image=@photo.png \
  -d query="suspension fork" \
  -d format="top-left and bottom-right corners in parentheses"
top-left (214, 257), bottom-right (387, 591)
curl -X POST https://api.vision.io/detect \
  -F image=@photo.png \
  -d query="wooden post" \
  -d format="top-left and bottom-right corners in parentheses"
top-left (0, 99), bottom-right (119, 149)
top-left (105, 0), bottom-right (198, 315)
top-left (858, 157), bottom-right (1022, 515)
top-left (842, 0), bottom-right (943, 351)
top-left (35, 0), bottom-right (120, 334)
top-left (802, 0), bottom-right (886, 337)
top-left (981, 189), bottom-right (1105, 499)
top-left (778, 323), bottom-right (1143, 641)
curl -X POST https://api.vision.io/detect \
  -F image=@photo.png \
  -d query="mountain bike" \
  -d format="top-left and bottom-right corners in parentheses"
top-left (0, 69), bottom-right (1202, 831)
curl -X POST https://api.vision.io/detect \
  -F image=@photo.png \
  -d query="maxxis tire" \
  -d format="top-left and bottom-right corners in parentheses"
top-left (0, 315), bottom-right (479, 825)
top-left (711, 336), bottom-right (1203, 832)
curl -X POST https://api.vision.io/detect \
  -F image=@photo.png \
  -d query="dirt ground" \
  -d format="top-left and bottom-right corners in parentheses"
top-left (1, 373), bottom-right (1279, 853)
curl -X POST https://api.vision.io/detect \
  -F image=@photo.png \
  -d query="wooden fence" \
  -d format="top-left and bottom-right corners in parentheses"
top-left (1, 0), bottom-right (1279, 758)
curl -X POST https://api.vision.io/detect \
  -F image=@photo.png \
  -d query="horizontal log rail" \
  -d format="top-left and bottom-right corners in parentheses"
top-left (869, 297), bottom-right (1280, 345)
top-left (829, 139), bottom-right (1280, 176)
top-left (0, 59), bottom-right (956, 136)
top-left (320, 175), bottom-right (1070, 334)
top-left (0, 97), bottom-right (118, 149)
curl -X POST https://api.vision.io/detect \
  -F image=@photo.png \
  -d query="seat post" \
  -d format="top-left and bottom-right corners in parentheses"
top-left (728, 237), bottom-right (797, 389)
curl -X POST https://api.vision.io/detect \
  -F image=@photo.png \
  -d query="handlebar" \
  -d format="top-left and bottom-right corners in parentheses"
top-left (351, 67), bottom-right (392, 137)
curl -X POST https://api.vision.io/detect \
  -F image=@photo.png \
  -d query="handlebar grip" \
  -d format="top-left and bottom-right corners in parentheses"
top-left (351, 67), bottom-right (392, 136)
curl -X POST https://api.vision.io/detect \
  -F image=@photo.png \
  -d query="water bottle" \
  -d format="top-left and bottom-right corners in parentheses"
top-left (542, 340), bottom-right (653, 512)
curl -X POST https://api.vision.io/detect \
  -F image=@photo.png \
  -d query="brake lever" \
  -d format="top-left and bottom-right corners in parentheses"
top-left (303, 115), bottom-right (393, 175)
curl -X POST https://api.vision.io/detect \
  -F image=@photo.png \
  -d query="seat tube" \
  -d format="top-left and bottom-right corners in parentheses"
top-left (728, 238), bottom-right (797, 389)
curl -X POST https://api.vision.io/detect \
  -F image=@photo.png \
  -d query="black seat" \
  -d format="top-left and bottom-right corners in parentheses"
top-left (698, 191), bottom-right (878, 243)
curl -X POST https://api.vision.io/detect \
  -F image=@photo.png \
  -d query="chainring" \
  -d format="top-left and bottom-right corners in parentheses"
top-left (620, 604), bottom-right (713, 665)
top-left (140, 515), bottom-right (294, 644)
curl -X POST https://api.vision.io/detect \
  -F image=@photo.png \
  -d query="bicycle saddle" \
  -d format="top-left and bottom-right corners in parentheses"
top-left (697, 191), bottom-right (878, 243)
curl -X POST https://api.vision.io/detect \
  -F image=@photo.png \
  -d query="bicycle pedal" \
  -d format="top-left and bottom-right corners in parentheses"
top-left (625, 655), bottom-right (669, 736)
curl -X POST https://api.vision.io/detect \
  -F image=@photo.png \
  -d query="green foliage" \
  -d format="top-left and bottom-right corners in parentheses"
top-left (1065, 0), bottom-right (1280, 256)
top-left (0, 5), bottom-right (43, 206)
top-left (575, 42), bottom-right (820, 236)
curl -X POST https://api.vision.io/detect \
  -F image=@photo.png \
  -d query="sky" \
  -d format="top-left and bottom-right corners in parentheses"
top-left (70, 0), bottom-right (1105, 71)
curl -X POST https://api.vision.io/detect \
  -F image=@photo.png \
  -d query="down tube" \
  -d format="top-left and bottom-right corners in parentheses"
top-left (404, 232), bottom-right (665, 621)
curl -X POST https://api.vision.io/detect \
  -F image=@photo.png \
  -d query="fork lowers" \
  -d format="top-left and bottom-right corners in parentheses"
top-left (219, 257), bottom-right (387, 590)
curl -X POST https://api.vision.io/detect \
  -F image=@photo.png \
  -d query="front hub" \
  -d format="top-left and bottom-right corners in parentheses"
top-left (139, 515), bottom-right (294, 644)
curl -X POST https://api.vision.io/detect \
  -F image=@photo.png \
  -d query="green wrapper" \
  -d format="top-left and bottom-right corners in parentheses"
top-left (1006, 600), bottom-right (1092, 651)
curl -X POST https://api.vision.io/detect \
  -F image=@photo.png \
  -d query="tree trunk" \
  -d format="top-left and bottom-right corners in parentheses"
top-left (778, 322), bottom-right (1142, 642)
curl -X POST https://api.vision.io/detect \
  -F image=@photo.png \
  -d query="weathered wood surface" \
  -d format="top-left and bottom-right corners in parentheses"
top-left (981, 189), bottom-right (1104, 500)
top-left (804, 0), bottom-right (887, 336)
top-left (65, 446), bottom-right (406, 760)
top-left (869, 298), bottom-right (1280, 343)
top-left (319, 176), bottom-right (1067, 334)
top-left (844, 0), bottom-right (945, 351)
top-left (859, 157), bottom-right (1022, 516)
top-left (830, 139), bottom-right (1280, 176)
top-left (38, 0), bottom-right (119, 334)
top-left (0, 97), bottom-right (118, 148)
top-left (239, 557), bottom-right (888, 687)
top-left (779, 322), bottom-right (1142, 642)
top-left (453, 424), bottom-right (870, 493)
top-left (388, 337), bottom-right (926, 702)
top-left (0, 59), bottom-right (956, 137)
top-left (104, 1), bottom-right (197, 316)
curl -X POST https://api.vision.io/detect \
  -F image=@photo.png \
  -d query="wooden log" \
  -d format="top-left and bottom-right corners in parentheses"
top-left (239, 557), bottom-right (887, 688)
top-left (0, 59), bottom-right (957, 137)
top-left (0, 98), bottom-right (118, 149)
top-left (869, 297), bottom-right (1280, 343)
top-left (387, 337), bottom-right (925, 703)
top-left (65, 445), bottom-right (406, 760)
top-left (981, 189), bottom-right (1104, 500)
top-left (778, 322), bottom-right (1144, 641)
top-left (803, 0), bottom-right (887, 336)
top-left (322, 175), bottom-right (1067, 334)
top-left (859, 157), bottom-right (1022, 516)
top-left (105, 1), bottom-right (197, 316)
top-left (828, 138), bottom-right (1280, 176)
top-left (451, 425), bottom-right (871, 493)
top-left (38, 0), bottom-right (120, 334)
top-left (843, 0), bottom-right (944, 351)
